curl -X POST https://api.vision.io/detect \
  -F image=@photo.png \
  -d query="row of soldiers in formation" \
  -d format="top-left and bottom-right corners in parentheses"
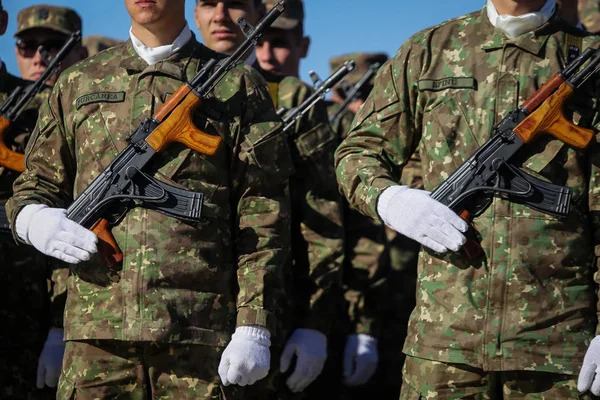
top-left (1, 0), bottom-right (600, 399)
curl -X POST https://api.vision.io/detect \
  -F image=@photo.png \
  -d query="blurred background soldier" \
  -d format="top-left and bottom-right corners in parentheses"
top-left (556, 0), bottom-right (582, 25)
top-left (579, 0), bottom-right (600, 31)
top-left (251, 0), bottom-right (346, 397)
top-left (82, 35), bottom-right (122, 57)
top-left (193, 0), bottom-right (263, 63)
top-left (0, 4), bottom-right (85, 399)
top-left (328, 52), bottom-right (420, 400)
top-left (14, 5), bottom-right (87, 84)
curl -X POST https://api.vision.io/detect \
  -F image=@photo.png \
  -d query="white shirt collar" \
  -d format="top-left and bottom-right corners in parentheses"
top-left (129, 24), bottom-right (193, 65)
top-left (487, 0), bottom-right (556, 39)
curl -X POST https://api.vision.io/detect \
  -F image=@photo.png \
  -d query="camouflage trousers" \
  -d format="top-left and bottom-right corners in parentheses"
top-left (57, 340), bottom-right (245, 400)
top-left (400, 356), bottom-right (597, 399)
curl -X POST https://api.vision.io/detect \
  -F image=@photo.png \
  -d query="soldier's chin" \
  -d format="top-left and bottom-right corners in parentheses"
top-left (213, 39), bottom-right (238, 56)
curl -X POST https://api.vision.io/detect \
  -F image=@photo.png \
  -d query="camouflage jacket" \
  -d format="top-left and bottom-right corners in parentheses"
top-left (324, 101), bottom-right (386, 337)
top-left (580, 0), bottom-right (600, 33)
top-left (265, 75), bottom-right (345, 336)
top-left (335, 9), bottom-right (600, 373)
top-left (7, 38), bottom-right (294, 346)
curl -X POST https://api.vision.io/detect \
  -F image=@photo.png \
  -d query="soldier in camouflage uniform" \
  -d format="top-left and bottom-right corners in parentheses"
top-left (254, 0), bottom-right (347, 397)
top-left (6, 0), bottom-right (293, 398)
top-left (1, 5), bottom-right (85, 398)
top-left (82, 35), bottom-right (122, 57)
top-left (328, 52), bottom-right (420, 400)
top-left (193, 0), bottom-right (263, 65)
top-left (579, 0), bottom-right (600, 31)
top-left (335, 0), bottom-right (600, 398)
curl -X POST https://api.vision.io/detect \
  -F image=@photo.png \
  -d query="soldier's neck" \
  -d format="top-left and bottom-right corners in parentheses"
top-left (491, 0), bottom-right (550, 16)
top-left (131, 18), bottom-right (187, 48)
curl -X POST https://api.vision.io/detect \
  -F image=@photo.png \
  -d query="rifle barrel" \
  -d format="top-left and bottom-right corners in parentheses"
top-left (282, 60), bottom-right (355, 133)
top-left (570, 48), bottom-right (600, 88)
top-left (329, 62), bottom-right (380, 125)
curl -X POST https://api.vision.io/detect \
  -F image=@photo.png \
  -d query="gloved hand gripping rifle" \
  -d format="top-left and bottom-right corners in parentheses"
top-left (277, 60), bottom-right (356, 133)
top-left (51, 2), bottom-right (286, 266)
top-left (430, 47), bottom-right (600, 259)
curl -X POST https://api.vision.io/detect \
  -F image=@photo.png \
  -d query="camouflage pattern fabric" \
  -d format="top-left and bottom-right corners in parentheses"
top-left (0, 63), bottom-right (57, 399)
top-left (580, 0), bottom-right (600, 32)
top-left (328, 99), bottom-right (420, 397)
top-left (82, 35), bottom-right (122, 57)
top-left (7, 38), bottom-right (294, 348)
top-left (335, 8), bottom-right (600, 375)
top-left (15, 5), bottom-right (82, 36)
top-left (58, 340), bottom-right (245, 399)
top-left (276, 76), bottom-right (345, 337)
top-left (400, 356), bottom-right (596, 399)
top-left (247, 71), bottom-right (345, 400)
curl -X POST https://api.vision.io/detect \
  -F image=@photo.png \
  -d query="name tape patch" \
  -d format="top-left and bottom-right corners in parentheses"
top-left (76, 92), bottom-right (126, 109)
top-left (418, 77), bottom-right (477, 92)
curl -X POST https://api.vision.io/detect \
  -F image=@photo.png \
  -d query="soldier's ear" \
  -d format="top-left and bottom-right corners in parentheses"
top-left (300, 35), bottom-right (310, 59)
top-left (0, 10), bottom-right (8, 36)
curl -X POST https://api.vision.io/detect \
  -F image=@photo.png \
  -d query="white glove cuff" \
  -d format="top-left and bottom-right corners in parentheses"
top-left (233, 326), bottom-right (271, 347)
top-left (376, 185), bottom-right (407, 226)
top-left (357, 333), bottom-right (377, 346)
top-left (16, 204), bottom-right (48, 245)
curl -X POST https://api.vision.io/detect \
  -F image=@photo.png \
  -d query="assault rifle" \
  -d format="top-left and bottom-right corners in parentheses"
top-left (278, 60), bottom-right (356, 133)
top-left (431, 47), bottom-right (600, 259)
top-left (63, 2), bottom-right (286, 266)
top-left (328, 61), bottom-right (381, 125)
top-left (0, 30), bottom-right (82, 173)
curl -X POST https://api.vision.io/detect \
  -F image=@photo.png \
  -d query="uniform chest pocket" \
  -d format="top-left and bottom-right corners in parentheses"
top-left (420, 97), bottom-right (479, 189)
top-left (294, 124), bottom-right (339, 196)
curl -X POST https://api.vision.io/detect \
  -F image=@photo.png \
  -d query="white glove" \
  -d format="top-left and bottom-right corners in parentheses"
top-left (16, 204), bottom-right (98, 264)
top-left (578, 336), bottom-right (600, 395)
top-left (280, 328), bottom-right (327, 393)
top-left (343, 334), bottom-right (378, 386)
top-left (377, 185), bottom-right (468, 253)
top-left (36, 327), bottom-right (65, 388)
top-left (218, 326), bottom-right (271, 386)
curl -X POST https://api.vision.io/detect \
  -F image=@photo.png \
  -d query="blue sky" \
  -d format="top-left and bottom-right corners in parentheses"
top-left (0, 0), bottom-right (487, 83)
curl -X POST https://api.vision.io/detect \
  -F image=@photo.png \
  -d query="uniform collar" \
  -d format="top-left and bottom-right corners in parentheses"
top-left (117, 35), bottom-right (206, 82)
top-left (130, 24), bottom-right (193, 66)
top-left (479, 6), bottom-right (555, 57)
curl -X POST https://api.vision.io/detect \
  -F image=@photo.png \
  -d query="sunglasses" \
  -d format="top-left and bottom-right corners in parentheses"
top-left (15, 38), bottom-right (66, 58)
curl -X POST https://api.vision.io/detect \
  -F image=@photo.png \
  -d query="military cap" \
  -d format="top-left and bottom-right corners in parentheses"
top-left (15, 5), bottom-right (81, 37)
top-left (82, 35), bottom-right (122, 57)
top-left (263, 0), bottom-right (304, 30)
top-left (330, 52), bottom-right (388, 86)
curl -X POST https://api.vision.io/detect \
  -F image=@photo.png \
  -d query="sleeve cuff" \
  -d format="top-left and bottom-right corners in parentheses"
top-left (236, 307), bottom-right (276, 336)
